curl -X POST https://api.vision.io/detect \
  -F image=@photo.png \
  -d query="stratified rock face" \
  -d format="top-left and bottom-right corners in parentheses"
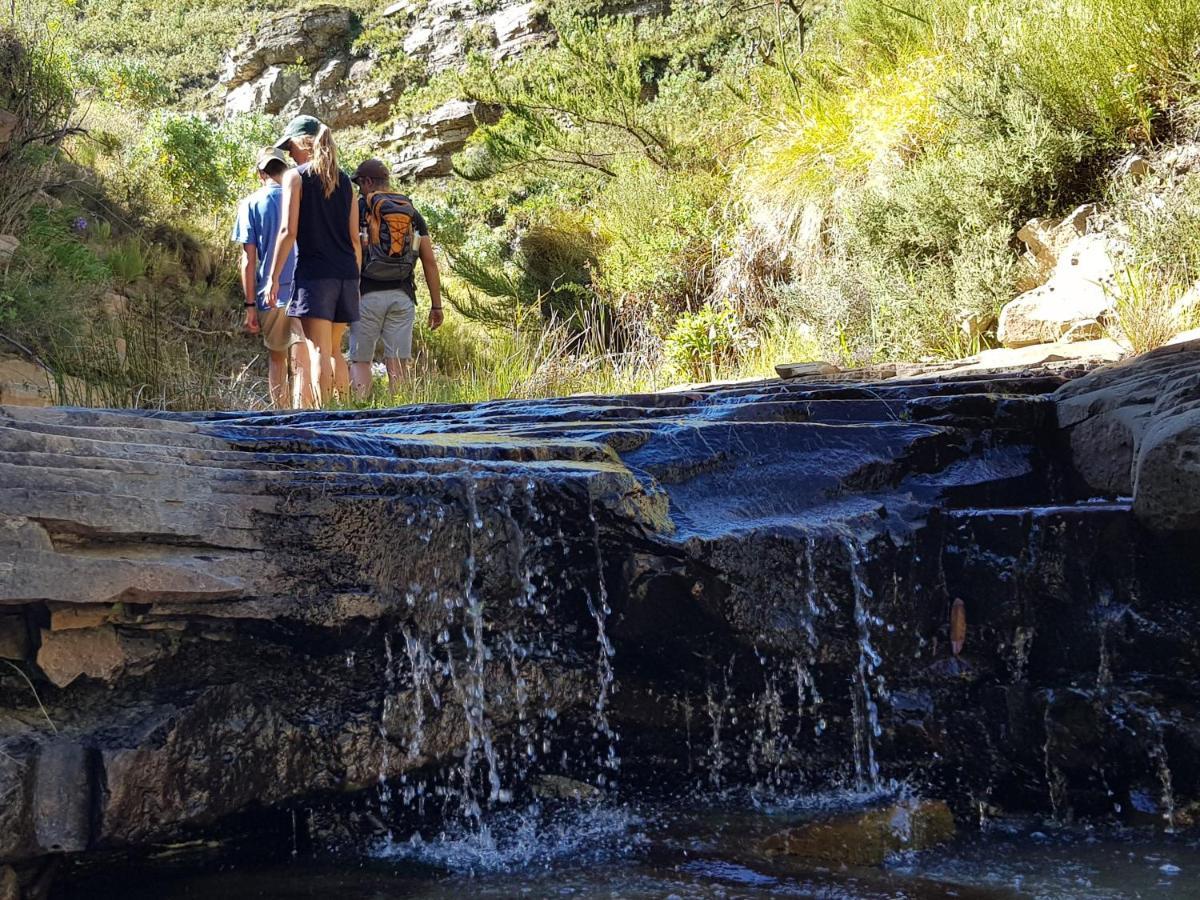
top-left (383, 99), bottom-right (502, 181)
top-left (1056, 338), bottom-right (1200, 529)
top-left (3, 355), bottom-right (1200, 877)
top-left (220, 6), bottom-right (353, 89)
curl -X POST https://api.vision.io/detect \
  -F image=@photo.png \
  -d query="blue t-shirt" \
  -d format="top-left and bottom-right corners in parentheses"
top-left (231, 182), bottom-right (296, 310)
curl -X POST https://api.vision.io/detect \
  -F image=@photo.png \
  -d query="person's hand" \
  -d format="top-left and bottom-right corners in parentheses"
top-left (428, 306), bottom-right (444, 330)
top-left (264, 277), bottom-right (278, 310)
top-left (243, 306), bottom-right (260, 335)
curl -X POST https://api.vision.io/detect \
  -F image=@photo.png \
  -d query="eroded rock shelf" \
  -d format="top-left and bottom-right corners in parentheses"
top-left (3, 343), bottom-right (1200, 894)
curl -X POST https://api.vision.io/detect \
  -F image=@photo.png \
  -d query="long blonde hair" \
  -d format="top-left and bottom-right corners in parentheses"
top-left (293, 124), bottom-right (339, 198)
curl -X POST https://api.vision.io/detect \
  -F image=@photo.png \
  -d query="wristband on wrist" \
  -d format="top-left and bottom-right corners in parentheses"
top-left (245, 302), bottom-right (256, 308)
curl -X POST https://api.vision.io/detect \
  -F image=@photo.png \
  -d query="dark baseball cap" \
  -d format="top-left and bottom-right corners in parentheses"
top-left (351, 158), bottom-right (392, 183)
top-left (275, 115), bottom-right (322, 149)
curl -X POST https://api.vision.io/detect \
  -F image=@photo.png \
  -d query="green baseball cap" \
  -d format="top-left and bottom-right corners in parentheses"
top-left (275, 115), bottom-right (322, 149)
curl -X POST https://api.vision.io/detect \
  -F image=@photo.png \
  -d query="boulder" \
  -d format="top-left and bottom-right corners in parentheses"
top-left (219, 5), bottom-right (353, 89)
top-left (1061, 318), bottom-right (1105, 343)
top-left (100, 290), bottom-right (129, 318)
top-left (999, 233), bottom-right (1128, 348)
top-left (31, 743), bottom-right (92, 853)
top-left (531, 774), bottom-right (602, 800)
top-left (0, 235), bottom-right (18, 266)
top-left (761, 799), bottom-right (955, 866)
top-left (1116, 154), bottom-right (1153, 180)
top-left (0, 353), bottom-right (57, 407)
top-left (1014, 203), bottom-right (1099, 292)
top-left (48, 603), bottom-right (111, 631)
top-left (223, 66), bottom-right (302, 117)
top-left (774, 361), bottom-right (840, 379)
top-left (36, 626), bottom-right (167, 688)
top-left (384, 99), bottom-right (502, 181)
top-left (1055, 338), bottom-right (1200, 528)
top-left (1159, 142), bottom-right (1200, 176)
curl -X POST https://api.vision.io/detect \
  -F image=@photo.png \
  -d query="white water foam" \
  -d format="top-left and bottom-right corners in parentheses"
top-left (373, 802), bottom-right (646, 875)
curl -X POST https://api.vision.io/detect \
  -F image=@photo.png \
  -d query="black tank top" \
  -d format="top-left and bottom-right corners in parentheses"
top-left (295, 163), bottom-right (358, 280)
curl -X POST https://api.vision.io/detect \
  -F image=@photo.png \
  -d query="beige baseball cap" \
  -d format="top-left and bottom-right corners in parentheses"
top-left (256, 147), bottom-right (289, 171)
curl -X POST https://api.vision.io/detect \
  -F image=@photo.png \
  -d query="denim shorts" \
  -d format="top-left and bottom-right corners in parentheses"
top-left (349, 289), bottom-right (416, 362)
top-left (289, 278), bottom-right (360, 324)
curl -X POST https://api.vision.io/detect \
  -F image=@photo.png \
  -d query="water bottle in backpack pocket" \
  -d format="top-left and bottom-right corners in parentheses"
top-left (362, 192), bottom-right (420, 282)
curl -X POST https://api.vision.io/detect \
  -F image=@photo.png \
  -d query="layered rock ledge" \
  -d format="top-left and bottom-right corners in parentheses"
top-left (3, 344), bottom-right (1199, 893)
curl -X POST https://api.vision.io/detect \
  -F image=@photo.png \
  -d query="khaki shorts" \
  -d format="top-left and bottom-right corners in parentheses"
top-left (261, 306), bottom-right (304, 354)
top-left (348, 289), bottom-right (415, 363)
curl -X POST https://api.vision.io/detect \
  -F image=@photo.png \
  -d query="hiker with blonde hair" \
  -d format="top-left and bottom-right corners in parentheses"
top-left (265, 115), bottom-right (360, 406)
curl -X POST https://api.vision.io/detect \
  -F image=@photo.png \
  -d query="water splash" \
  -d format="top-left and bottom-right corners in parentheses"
top-left (1140, 706), bottom-right (1178, 832)
top-left (375, 802), bottom-right (645, 875)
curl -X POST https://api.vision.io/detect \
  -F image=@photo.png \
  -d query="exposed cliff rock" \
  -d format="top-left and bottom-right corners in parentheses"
top-left (3, 352), bottom-right (1200, 889)
top-left (220, 6), bottom-right (354, 90)
top-left (215, 0), bottom-right (669, 179)
top-left (390, 0), bottom-right (552, 75)
top-left (381, 99), bottom-right (502, 181)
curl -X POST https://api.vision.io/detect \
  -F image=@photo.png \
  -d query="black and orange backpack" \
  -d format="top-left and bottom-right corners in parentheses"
top-left (361, 192), bottom-right (421, 282)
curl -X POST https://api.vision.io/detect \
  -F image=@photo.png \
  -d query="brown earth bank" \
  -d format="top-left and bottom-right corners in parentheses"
top-left (2, 342), bottom-right (1200, 895)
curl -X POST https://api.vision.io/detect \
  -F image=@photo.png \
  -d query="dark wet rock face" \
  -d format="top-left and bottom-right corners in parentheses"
top-left (3, 345), bottom-right (1200, 885)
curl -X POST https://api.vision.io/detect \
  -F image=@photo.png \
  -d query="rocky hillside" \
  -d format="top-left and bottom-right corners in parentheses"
top-left (210, 1), bottom-right (664, 181)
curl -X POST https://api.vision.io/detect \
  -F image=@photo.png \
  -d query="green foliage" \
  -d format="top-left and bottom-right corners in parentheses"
top-left (448, 218), bottom-right (603, 331)
top-left (105, 238), bottom-right (149, 287)
top-left (125, 113), bottom-right (276, 218)
top-left (74, 56), bottom-right (173, 107)
top-left (593, 161), bottom-right (721, 321)
top-left (663, 301), bottom-right (753, 382)
top-left (459, 12), bottom-right (687, 179)
top-left (0, 23), bottom-right (77, 231)
top-left (1105, 264), bottom-right (1185, 354)
top-left (19, 0), bottom-right (290, 91)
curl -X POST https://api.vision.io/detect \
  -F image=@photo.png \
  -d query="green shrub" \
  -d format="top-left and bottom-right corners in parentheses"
top-left (124, 112), bottom-right (275, 220)
top-left (593, 161), bottom-right (722, 325)
top-left (105, 238), bottom-right (149, 288)
top-left (0, 23), bottom-right (76, 231)
top-left (663, 301), bottom-right (753, 382)
top-left (75, 56), bottom-right (173, 107)
top-left (1105, 264), bottom-right (1186, 354)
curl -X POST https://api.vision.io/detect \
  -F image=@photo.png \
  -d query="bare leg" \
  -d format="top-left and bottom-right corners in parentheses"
top-left (384, 357), bottom-right (409, 396)
top-left (332, 322), bottom-right (350, 401)
top-left (300, 317), bottom-right (333, 406)
top-left (351, 361), bottom-right (374, 398)
top-left (267, 350), bottom-right (289, 410)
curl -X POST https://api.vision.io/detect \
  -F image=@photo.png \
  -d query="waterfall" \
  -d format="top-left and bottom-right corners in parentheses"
top-left (843, 535), bottom-right (885, 792)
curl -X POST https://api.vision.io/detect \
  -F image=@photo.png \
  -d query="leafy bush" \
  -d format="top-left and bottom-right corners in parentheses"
top-left (123, 112), bottom-right (276, 219)
top-left (663, 301), bottom-right (753, 382)
top-left (0, 23), bottom-right (77, 231)
top-left (75, 56), bottom-right (173, 107)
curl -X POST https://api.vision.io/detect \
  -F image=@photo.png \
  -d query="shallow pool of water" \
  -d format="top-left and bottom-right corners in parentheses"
top-left (56, 796), bottom-right (1200, 899)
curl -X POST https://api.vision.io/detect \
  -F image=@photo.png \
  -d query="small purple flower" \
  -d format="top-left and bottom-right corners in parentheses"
top-left (72, 217), bottom-right (88, 233)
